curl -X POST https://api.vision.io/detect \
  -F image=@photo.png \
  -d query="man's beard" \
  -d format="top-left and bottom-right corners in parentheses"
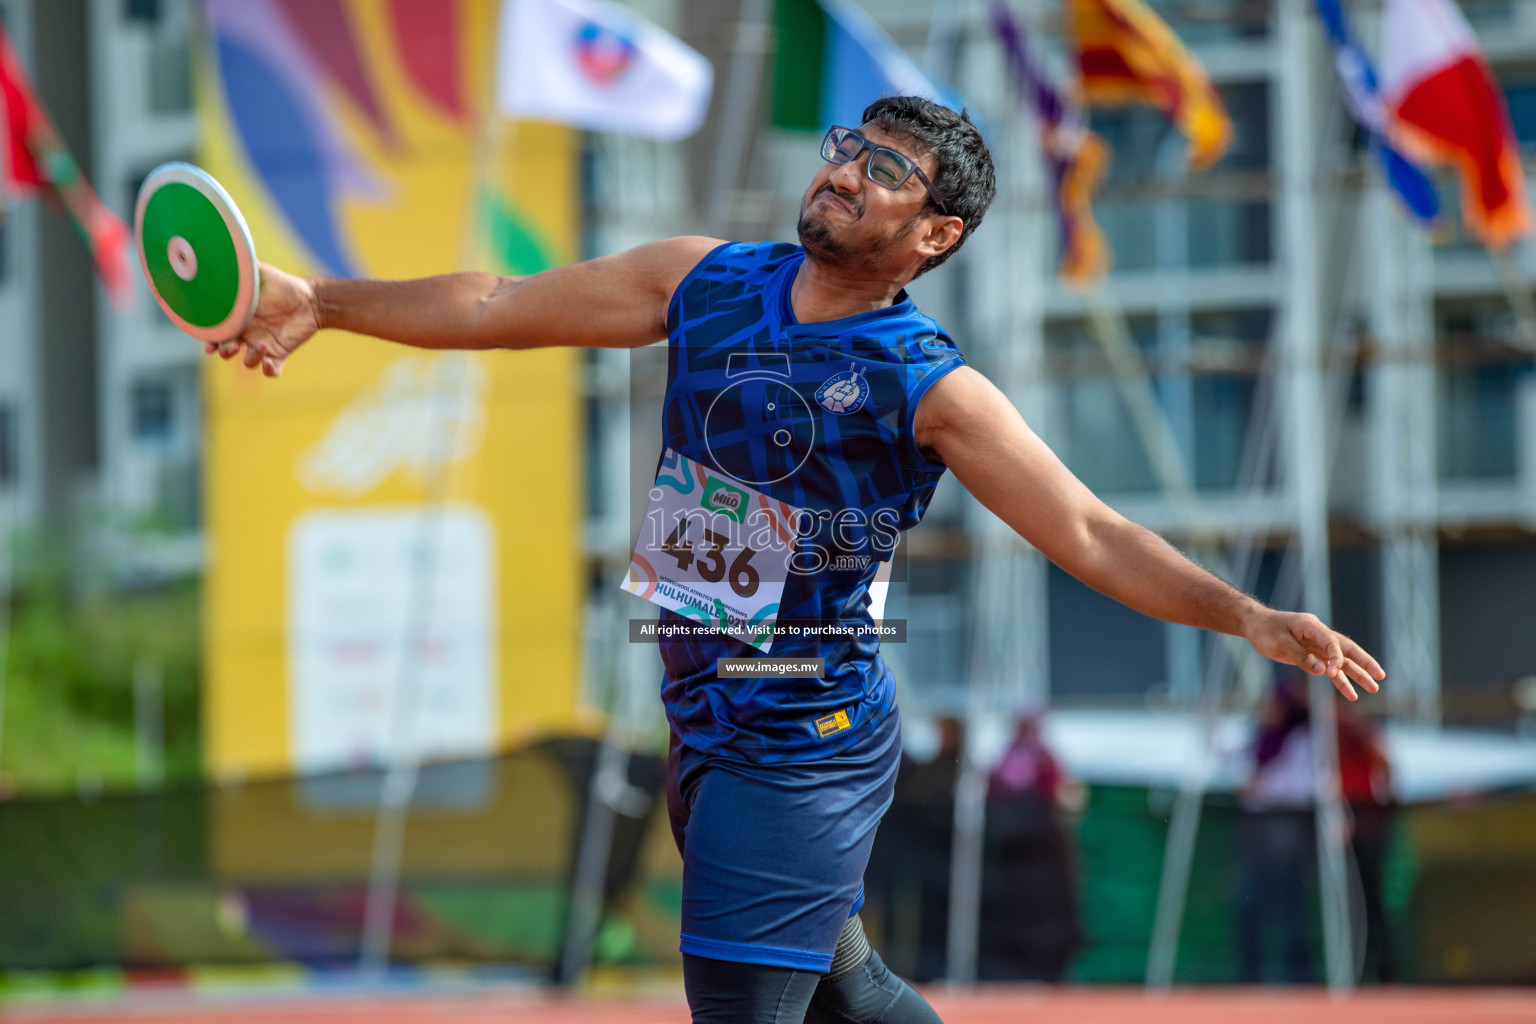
top-left (797, 187), bottom-right (908, 274)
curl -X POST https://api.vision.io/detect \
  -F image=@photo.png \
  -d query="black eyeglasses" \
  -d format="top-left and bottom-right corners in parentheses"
top-left (819, 125), bottom-right (948, 214)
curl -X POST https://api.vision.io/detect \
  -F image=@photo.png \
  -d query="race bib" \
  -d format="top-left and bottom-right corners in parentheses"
top-left (621, 449), bottom-right (798, 652)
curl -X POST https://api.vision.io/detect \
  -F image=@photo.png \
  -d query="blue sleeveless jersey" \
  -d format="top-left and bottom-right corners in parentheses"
top-left (655, 241), bottom-right (966, 764)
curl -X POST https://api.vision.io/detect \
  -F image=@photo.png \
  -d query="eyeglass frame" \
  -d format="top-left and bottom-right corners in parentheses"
top-left (819, 125), bottom-right (949, 215)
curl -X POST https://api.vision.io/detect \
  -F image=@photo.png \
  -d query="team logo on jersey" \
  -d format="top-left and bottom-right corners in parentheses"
top-left (815, 365), bottom-right (870, 415)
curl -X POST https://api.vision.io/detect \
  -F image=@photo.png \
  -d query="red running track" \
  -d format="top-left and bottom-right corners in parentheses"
top-left (4, 988), bottom-right (1536, 1024)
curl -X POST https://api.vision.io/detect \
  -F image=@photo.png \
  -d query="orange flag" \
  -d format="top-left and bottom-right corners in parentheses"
top-left (1381, 0), bottom-right (1531, 249)
top-left (1067, 0), bottom-right (1232, 170)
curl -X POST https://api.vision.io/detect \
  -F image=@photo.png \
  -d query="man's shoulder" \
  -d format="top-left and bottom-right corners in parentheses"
top-left (687, 240), bottom-right (802, 278)
top-left (666, 241), bottom-right (800, 335)
top-left (881, 298), bottom-right (961, 367)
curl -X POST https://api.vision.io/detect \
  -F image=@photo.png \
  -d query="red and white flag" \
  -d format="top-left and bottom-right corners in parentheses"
top-left (496, 0), bottom-right (713, 141)
top-left (1380, 0), bottom-right (1531, 249)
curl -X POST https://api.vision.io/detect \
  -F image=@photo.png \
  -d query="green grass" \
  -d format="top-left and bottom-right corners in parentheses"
top-left (0, 574), bottom-right (202, 796)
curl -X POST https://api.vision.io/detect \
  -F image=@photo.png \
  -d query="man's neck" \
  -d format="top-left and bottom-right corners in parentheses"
top-left (788, 255), bottom-right (907, 324)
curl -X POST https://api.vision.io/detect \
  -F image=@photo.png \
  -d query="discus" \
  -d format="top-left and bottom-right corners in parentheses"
top-left (134, 162), bottom-right (259, 344)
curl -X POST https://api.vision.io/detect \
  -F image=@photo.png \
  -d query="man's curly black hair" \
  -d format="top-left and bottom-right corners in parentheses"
top-left (861, 95), bottom-right (996, 276)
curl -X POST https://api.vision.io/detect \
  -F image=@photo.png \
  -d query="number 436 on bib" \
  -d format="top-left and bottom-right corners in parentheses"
top-left (621, 449), bottom-right (798, 653)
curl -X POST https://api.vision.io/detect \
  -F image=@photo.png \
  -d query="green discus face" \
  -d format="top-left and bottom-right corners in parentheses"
top-left (133, 163), bottom-right (259, 343)
top-left (141, 183), bottom-right (241, 328)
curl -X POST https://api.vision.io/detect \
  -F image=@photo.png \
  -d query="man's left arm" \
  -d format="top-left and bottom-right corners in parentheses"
top-left (914, 366), bottom-right (1385, 701)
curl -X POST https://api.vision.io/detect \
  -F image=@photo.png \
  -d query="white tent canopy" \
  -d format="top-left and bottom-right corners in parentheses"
top-left (905, 709), bottom-right (1536, 805)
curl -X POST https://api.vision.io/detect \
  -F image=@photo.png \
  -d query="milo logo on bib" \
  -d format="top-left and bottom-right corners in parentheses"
top-left (702, 476), bottom-right (749, 523)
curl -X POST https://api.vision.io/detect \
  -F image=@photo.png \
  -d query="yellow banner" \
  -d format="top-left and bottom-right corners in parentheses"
top-left (199, 0), bottom-right (582, 780)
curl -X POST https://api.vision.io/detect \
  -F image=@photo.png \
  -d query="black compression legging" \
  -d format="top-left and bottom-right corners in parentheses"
top-left (682, 917), bottom-right (942, 1024)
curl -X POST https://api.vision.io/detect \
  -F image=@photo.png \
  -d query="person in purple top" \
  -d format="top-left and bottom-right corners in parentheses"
top-left (212, 95), bottom-right (1384, 1023)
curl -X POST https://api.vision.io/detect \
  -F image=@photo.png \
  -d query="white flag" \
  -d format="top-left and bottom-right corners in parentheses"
top-left (497, 0), bottom-right (713, 141)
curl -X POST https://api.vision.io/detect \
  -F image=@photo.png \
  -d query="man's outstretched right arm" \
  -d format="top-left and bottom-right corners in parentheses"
top-left (215, 235), bottom-right (724, 376)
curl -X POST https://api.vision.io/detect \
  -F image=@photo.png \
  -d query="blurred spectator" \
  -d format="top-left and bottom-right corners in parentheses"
top-left (1232, 673), bottom-right (1399, 985)
top-left (866, 716), bottom-right (963, 983)
top-left (1234, 673), bottom-right (1317, 983)
top-left (977, 711), bottom-right (1084, 981)
top-left (1337, 704), bottom-right (1396, 983)
top-left (903, 716), bottom-right (965, 983)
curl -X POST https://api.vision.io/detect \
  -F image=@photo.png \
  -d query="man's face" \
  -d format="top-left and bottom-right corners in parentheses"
top-left (796, 123), bottom-right (942, 275)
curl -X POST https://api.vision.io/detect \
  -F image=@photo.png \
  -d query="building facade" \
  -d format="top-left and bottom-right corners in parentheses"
top-left (0, 0), bottom-right (200, 579)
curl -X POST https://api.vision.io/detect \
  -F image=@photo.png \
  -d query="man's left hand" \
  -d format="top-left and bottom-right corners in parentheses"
top-left (1243, 608), bottom-right (1385, 701)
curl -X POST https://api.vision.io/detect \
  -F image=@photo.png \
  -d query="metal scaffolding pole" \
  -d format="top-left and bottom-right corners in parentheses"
top-left (1368, 187), bottom-right (1442, 726)
top-left (1144, 19), bottom-right (1382, 974)
top-left (704, 0), bottom-right (771, 238)
top-left (1276, 0), bottom-right (1353, 993)
top-left (359, 43), bottom-right (510, 970)
top-left (1015, 26), bottom-right (1261, 995)
top-left (358, 354), bottom-right (475, 979)
top-left (561, 99), bottom-right (680, 983)
top-left (1151, 132), bottom-right (1203, 710)
top-left (557, 634), bottom-right (658, 985)
top-left (1144, 343), bottom-right (1284, 988)
top-left (1145, 223), bottom-right (1371, 985)
top-left (947, 32), bottom-right (1052, 979)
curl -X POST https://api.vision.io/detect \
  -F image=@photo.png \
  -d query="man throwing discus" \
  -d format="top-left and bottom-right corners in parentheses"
top-left (212, 97), bottom-right (1384, 1023)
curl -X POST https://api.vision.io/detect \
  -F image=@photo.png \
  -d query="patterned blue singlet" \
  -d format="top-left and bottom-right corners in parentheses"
top-left (657, 241), bottom-right (967, 764)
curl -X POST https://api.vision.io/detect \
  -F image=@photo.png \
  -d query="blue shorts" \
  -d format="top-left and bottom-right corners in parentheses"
top-left (665, 708), bottom-right (902, 972)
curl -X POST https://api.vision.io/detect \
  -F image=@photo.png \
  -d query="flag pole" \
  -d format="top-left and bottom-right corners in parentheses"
top-left (704, 0), bottom-right (771, 238)
top-left (1277, 0), bottom-right (1352, 990)
top-left (356, 19), bottom-right (511, 981)
top-left (1491, 246), bottom-right (1536, 352)
top-left (922, 0), bottom-right (964, 78)
top-left (462, 99), bottom-right (512, 272)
